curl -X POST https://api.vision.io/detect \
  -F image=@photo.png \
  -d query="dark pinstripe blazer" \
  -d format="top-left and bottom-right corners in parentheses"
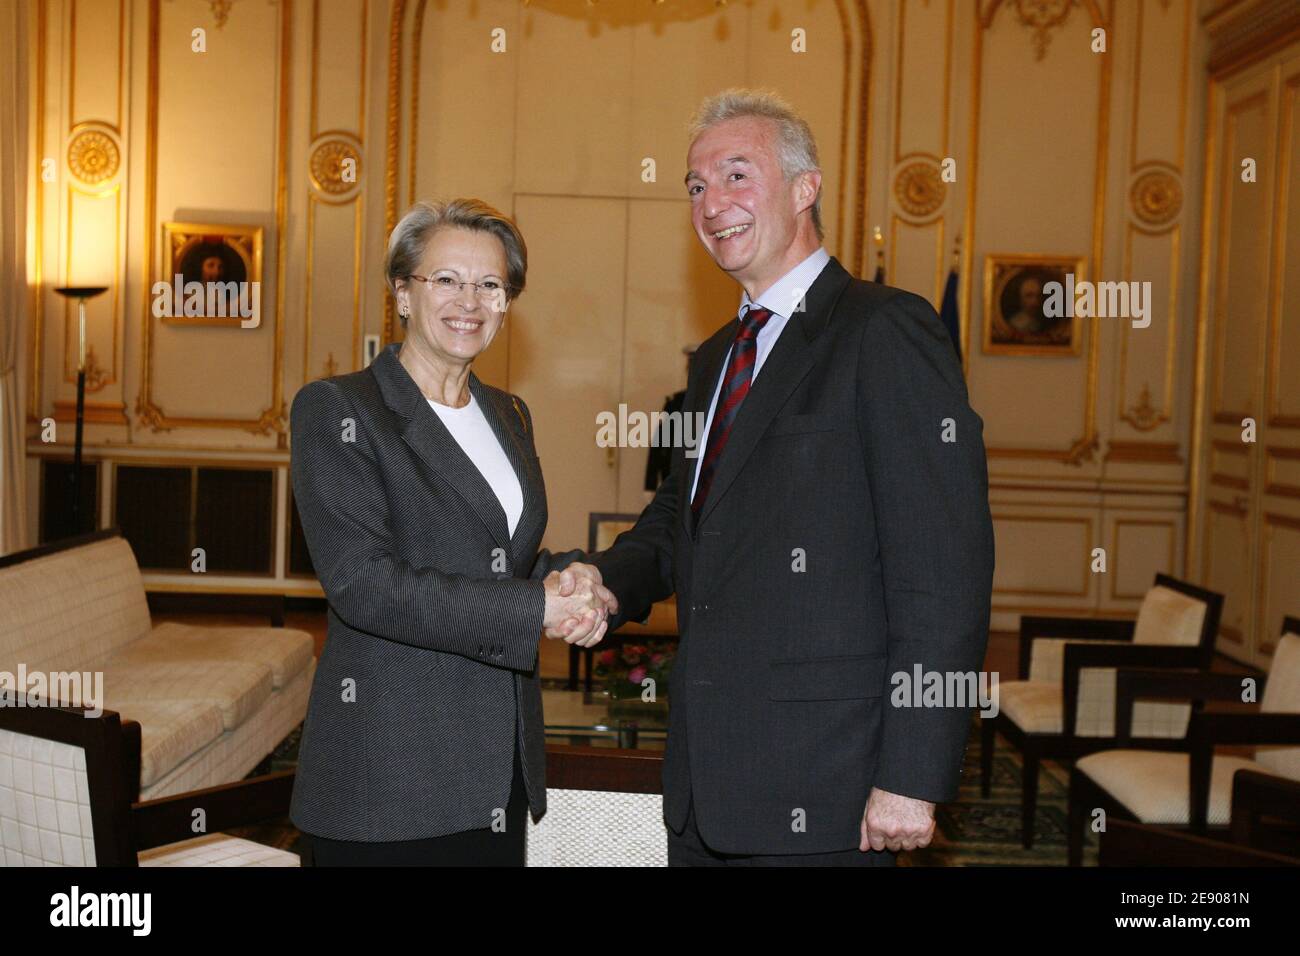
top-left (288, 342), bottom-right (580, 842)
top-left (593, 258), bottom-right (995, 855)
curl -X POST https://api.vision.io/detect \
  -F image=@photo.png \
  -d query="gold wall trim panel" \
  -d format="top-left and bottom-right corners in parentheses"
top-left (134, 0), bottom-right (292, 436)
top-left (990, 512), bottom-right (1094, 596)
top-left (1264, 446), bottom-right (1300, 498)
top-left (1110, 517), bottom-right (1178, 599)
top-left (965, 0), bottom-right (1111, 461)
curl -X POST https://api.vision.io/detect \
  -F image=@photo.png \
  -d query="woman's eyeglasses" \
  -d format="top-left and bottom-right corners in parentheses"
top-left (406, 273), bottom-right (513, 301)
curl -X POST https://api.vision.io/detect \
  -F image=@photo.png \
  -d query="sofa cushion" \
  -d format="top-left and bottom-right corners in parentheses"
top-left (98, 659), bottom-right (274, 731)
top-left (117, 622), bottom-right (314, 690)
top-left (0, 536), bottom-right (151, 674)
top-left (112, 699), bottom-right (226, 789)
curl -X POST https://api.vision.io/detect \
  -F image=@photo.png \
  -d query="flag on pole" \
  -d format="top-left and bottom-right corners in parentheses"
top-left (938, 266), bottom-right (962, 361)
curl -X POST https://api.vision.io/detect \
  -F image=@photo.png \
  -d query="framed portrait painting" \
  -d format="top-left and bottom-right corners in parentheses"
top-left (982, 254), bottom-right (1086, 356)
top-left (159, 222), bottom-right (264, 326)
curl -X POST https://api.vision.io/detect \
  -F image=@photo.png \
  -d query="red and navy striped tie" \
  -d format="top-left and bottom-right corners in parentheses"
top-left (691, 304), bottom-right (774, 520)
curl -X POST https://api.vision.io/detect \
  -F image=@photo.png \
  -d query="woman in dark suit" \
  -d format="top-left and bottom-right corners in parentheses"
top-left (289, 198), bottom-right (616, 866)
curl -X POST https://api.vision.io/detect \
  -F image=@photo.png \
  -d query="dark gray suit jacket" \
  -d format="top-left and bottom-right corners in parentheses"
top-left (592, 257), bottom-right (995, 855)
top-left (288, 343), bottom-right (578, 842)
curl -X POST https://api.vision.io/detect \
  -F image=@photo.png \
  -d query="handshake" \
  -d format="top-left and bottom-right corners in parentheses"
top-left (542, 563), bottom-right (619, 648)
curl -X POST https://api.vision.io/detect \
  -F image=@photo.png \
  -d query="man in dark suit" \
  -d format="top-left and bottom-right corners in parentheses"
top-left (552, 89), bottom-right (995, 865)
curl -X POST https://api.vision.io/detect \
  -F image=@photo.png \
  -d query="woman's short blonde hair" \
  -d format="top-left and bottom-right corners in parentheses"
top-left (385, 198), bottom-right (527, 326)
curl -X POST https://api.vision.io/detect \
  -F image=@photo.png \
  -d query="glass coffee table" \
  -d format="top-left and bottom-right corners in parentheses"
top-left (542, 687), bottom-right (669, 750)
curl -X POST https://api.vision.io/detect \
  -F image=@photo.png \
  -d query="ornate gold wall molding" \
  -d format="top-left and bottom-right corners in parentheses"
top-left (1204, 0), bottom-right (1300, 77)
top-left (1010, 0), bottom-right (1082, 61)
top-left (303, 0), bottom-right (368, 383)
top-left (1115, 0), bottom-right (1193, 441)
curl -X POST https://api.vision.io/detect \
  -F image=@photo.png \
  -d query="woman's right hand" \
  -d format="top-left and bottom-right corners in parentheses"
top-left (542, 567), bottom-right (614, 647)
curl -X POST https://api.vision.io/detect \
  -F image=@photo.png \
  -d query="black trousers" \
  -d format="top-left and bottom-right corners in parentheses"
top-left (667, 800), bottom-right (897, 867)
top-left (304, 747), bottom-right (528, 867)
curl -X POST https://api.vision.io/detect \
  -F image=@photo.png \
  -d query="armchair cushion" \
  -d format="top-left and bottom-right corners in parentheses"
top-left (1000, 678), bottom-right (1189, 738)
top-left (1133, 585), bottom-right (1207, 647)
top-left (1258, 633), bottom-right (1300, 780)
top-left (1077, 750), bottom-right (1264, 825)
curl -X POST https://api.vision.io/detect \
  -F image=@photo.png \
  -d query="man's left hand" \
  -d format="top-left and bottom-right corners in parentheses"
top-left (860, 787), bottom-right (936, 853)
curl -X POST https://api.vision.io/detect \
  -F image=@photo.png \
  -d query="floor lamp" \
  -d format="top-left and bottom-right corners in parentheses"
top-left (53, 285), bottom-right (107, 536)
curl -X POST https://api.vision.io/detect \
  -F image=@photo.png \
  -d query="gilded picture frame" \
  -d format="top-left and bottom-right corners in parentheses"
top-left (982, 253), bottom-right (1086, 357)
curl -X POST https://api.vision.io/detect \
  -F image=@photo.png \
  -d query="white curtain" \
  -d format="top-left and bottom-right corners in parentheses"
top-left (0, 0), bottom-right (31, 555)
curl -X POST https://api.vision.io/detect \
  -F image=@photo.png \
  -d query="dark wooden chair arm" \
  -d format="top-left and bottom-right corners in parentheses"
top-left (1182, 713), bottom-right (1300, 834)
top-left (1099, 819), bottom-right (1300, 867)
top-left (1186, 711), bottom-right (1300, 747)
top-left (1231, 770), bottom-right (1300, 853)
top-left (130, 770), bottom-right (296, 852)
top-left (1113, 668), bottom-right (1256, 743)
top-left (1060, 644), bottom-right (1204, 737)
top-left (1018, 615), bottom-right (1136, 679)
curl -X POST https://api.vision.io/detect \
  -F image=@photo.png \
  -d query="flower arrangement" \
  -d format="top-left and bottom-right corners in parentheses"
top-left (595, 640), bottom-right (675, 701)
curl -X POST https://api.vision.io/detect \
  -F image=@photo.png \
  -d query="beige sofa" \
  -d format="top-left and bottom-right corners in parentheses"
top-left (0, 530), bottom-right (314, 800)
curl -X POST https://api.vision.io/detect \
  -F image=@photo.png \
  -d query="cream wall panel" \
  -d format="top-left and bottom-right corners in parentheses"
top-left (510, 195), bottom-right (625, 552)
top-left (1211, 80), bottom-right (1271, 420)
top-left (745, 0), bottom-right (849, 260)
top-left (1108, 516), bottom-right (1178, 601)
top-left (312, 0), bottom-right (366, 139)
top-left (1271, 62), bottom-right (1300, 426)
top-left (69, 0), bottom-right (126, 131)
top-left (1259, 513), bottom-right (1300, 655)
top-left (1203, 503), bottom-right (1252, 653)
top-left (303, 198), bottom-right (362, 383)
top-left (965, 5), bottom-right (1104, 458)
top-left (409, 0), bottom-right (517, 213)
top-left (894, 0), bottom-right (950, 163)
top-left (514, 7), bottom-right (636, 198)
top-left (617, 198), bottom-right (739, 513)
top-left (148, 0), bottom-right (283, 424)
top-left (990, 512), bottom-right (1094, 599)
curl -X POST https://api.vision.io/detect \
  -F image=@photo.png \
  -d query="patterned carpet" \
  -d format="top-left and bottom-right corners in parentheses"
top-left (232, 713), bottom-right (1098, 866)
top-left (903, 717), bottom-right (1098, 866)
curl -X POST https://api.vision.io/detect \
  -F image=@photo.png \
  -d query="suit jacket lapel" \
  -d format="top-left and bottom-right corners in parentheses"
top-left (468, 374), bottom-right (546, 567)
top-left (370, 344), bottom-right (516, 559)
top-left (695, 257), bottom-right (854, 527)
top-left (680, 327), bottom-right (733, 534)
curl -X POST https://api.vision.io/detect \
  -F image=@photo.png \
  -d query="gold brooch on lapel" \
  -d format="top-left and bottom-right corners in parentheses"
top-left (512, 396), bottom-right (528, 433)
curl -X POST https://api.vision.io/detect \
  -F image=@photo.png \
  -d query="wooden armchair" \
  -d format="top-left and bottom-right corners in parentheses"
top-left (1098, 771), bottom-right (1300, 866)
top-left (0, 695), bottom-right (297, 867)
top-left (981, 573), bottom-right (1224, 847)
top-left (1067, 618), bottom-right (1300, 865)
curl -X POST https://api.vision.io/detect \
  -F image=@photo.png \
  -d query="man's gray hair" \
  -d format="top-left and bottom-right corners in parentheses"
top-left (687, 88), bottom-right (823, 240)
top-left (385, 198), bottom-right (527, 327)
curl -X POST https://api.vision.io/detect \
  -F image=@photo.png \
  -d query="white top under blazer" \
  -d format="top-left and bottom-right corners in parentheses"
top-left (427, 393), bottom-right (524, 536)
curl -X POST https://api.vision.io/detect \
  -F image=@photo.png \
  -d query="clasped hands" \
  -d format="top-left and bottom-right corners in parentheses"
top-left (542, 563), bottom-right (618, 648)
